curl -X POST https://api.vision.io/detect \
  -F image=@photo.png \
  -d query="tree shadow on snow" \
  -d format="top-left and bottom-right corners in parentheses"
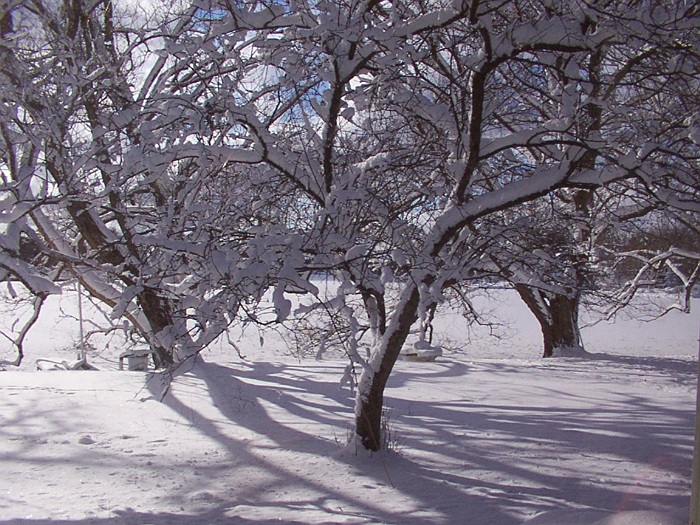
top-left (2, 354), bottom-right (690, 525)
top-left (378, 355), bottom-right (694, 520)
top-left (137, 355), bottom-right (693, 525)
top-left (138, 358), bottom-right (522, 525)
top-left (586, 353), bottom-right (698, 387)
top-left (0, 511), bottom-right (309, 525)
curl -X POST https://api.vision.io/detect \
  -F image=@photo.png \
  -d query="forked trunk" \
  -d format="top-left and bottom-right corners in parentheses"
top-left (515, 284), bottom-right (583, 358)
top-left (354, 285), bottom-right (420, 451)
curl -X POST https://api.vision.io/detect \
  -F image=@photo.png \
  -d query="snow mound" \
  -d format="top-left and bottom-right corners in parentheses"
top-left (522, 509), bottom-right (685, 525)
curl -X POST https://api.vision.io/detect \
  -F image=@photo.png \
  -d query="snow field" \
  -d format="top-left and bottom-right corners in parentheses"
top-left (0, 289), bottom-right (697, 524)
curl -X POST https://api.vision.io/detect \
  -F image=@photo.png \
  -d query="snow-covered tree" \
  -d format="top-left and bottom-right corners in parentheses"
top-left (469, 0), bottom-right (700, 358)
top-left (604, 210), bottom-right (700, 315)
top-left (0, 0), bottom-right (274, 366)
top-left (2, 0), bottom-right (697, 450)
top-left (181, 0), bottom-right (699, 450)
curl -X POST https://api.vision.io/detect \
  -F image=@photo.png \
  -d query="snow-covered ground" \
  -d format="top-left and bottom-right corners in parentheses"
top-left (0, 289), bottom-right (698, 524)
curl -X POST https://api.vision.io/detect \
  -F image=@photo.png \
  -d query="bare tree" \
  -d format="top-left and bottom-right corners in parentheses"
top-left (179, 0), bottom-right (698, 450)
top-left (2, 0), bottom-right (697, 451)
top-left (476, 0), bottom-right (700, 358)
top-left (0, 0), bottom-right (268, 366)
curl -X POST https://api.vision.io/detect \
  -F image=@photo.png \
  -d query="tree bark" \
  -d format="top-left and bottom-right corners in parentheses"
top-left (66, 199), bottom-right (176, 367)
top-left (515, 284), bottom-right (583, 358)
top-left (355, 285), bottom-right (420, 450)
top-left (137, 288), bottom-right (176, 368)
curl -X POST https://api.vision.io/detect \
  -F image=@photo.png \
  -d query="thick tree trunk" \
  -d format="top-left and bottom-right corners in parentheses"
top-left (355, 285), bottom-right (420, 451)
top-left (515, 284), bottom-right (583, 358)
top-left (541, 294), bottom-right (582, 357)
top-left (137, 288), bottom-right (176, 368)
top-left (67, 202), bottom-right (176, 367)
top-left (60, 201), bottom-right (177, 367)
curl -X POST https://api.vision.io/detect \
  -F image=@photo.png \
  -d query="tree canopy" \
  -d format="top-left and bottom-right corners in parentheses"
top-left (0, 0), bottom-right (698, 449)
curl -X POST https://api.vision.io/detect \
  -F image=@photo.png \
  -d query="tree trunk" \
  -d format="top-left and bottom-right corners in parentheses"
top-left (354, 285), bottom-right (420, 451)
top-left (137, 288), bottom-right (176, 368)
top-left (541, 293), bottom-right (582, 357)
top-left (515, 284), bottom-right (583, 358)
